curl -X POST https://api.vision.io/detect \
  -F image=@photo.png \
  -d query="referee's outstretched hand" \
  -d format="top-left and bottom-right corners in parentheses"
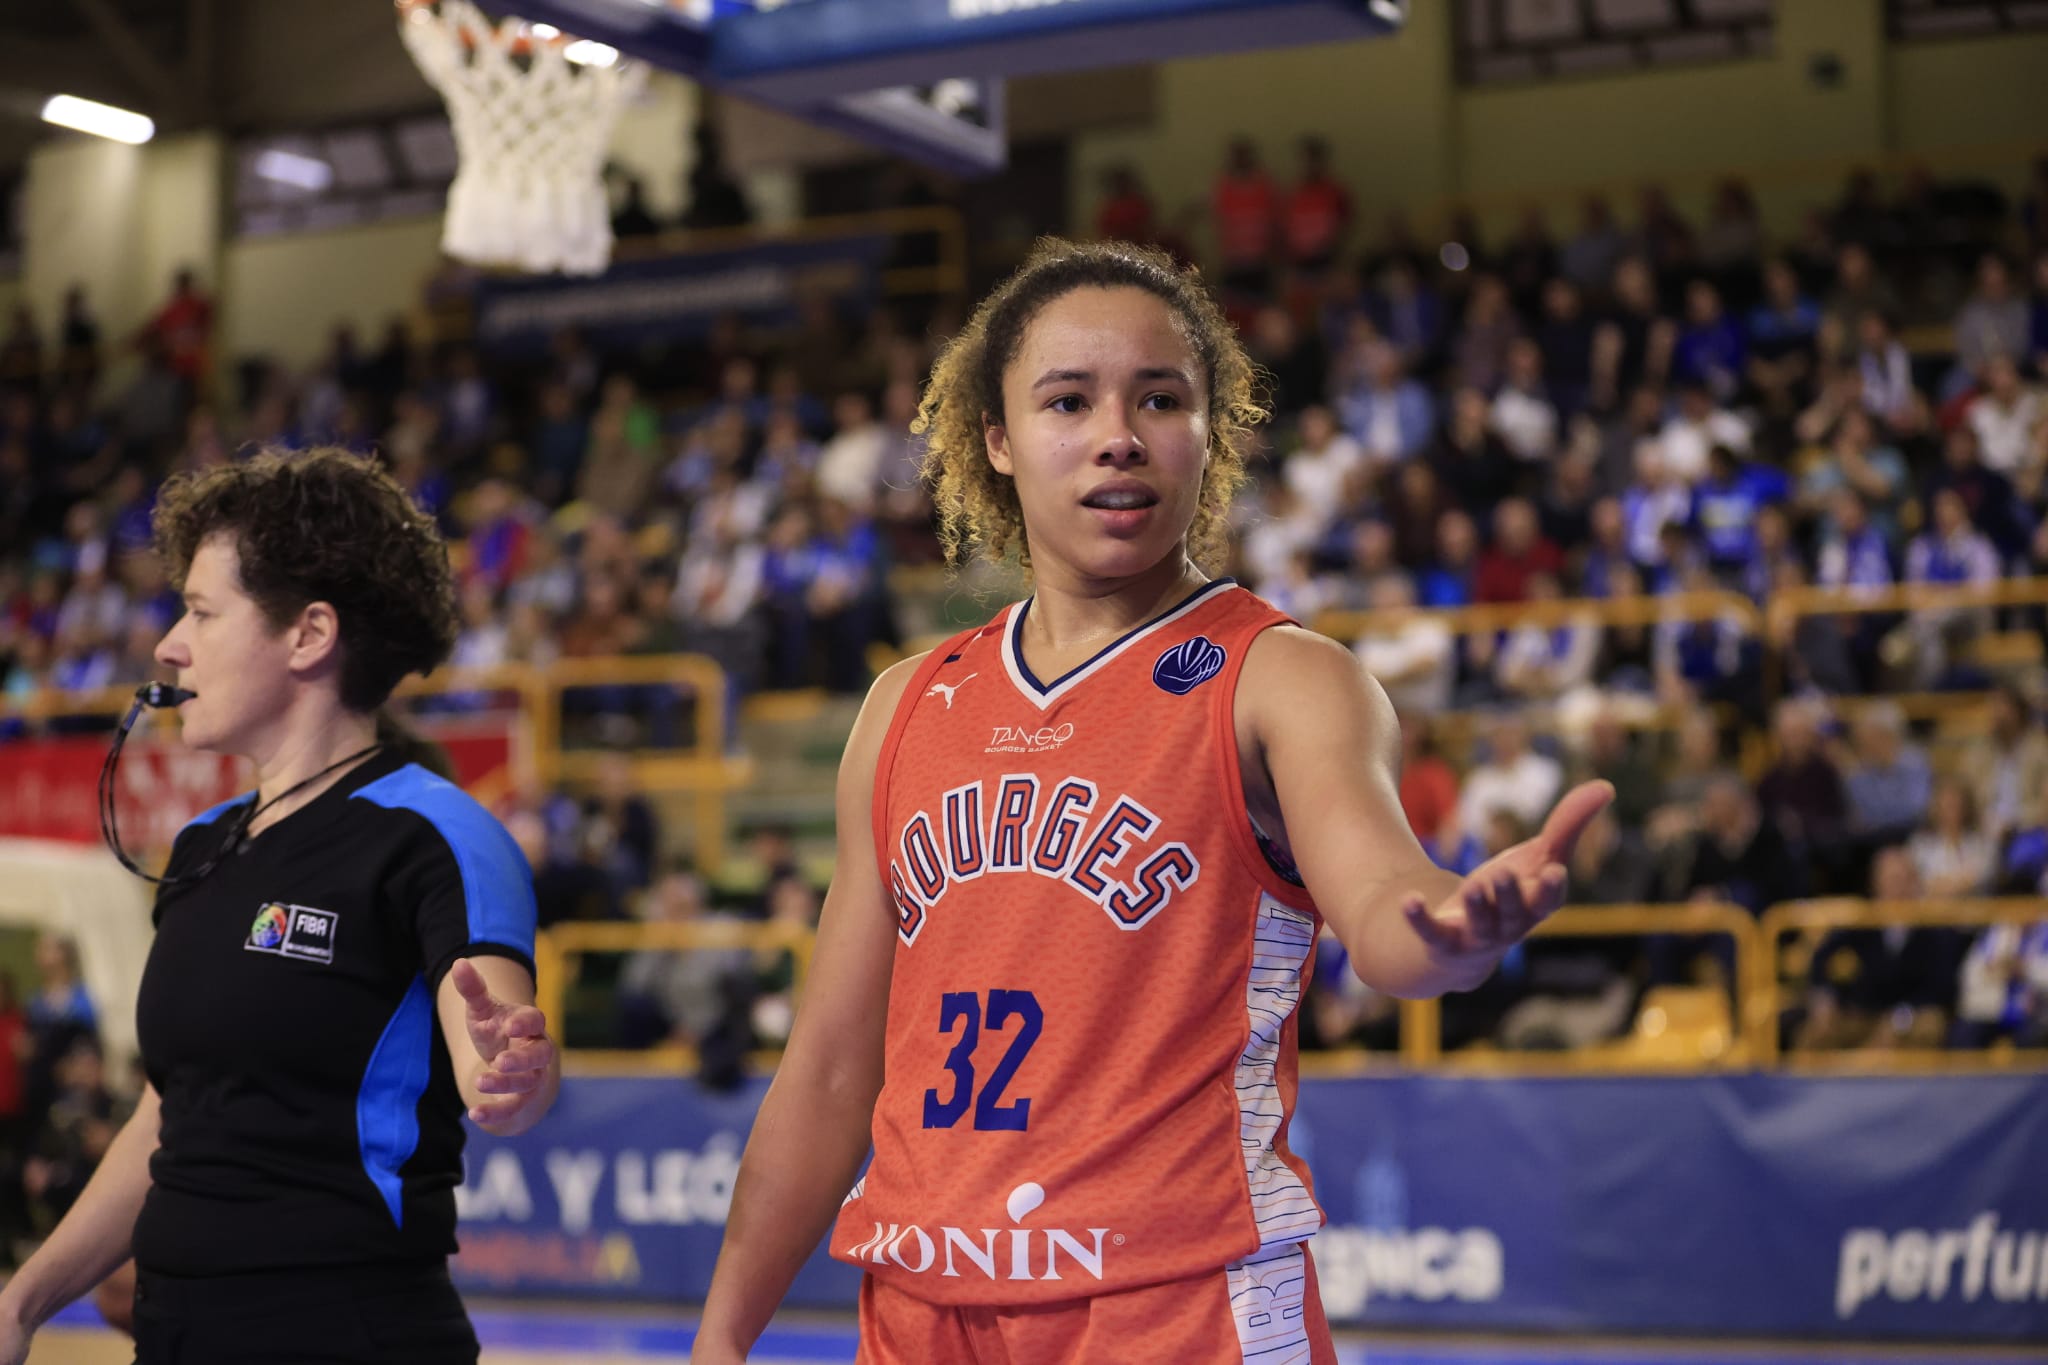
top-left (1400, 780), bottom-right (1614, 986)
top-left (452, 958), bottom-right (557, 1127)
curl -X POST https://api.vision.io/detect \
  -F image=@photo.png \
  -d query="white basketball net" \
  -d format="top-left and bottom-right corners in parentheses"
top-left (399, 1), bottom-right (647, 276)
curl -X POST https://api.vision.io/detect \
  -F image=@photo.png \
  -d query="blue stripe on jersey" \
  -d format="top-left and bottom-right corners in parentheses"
top-left (183, 792), bottom-right (252, 831)
top-left (353, 765), bottom-right (537, 956)
top-left (358, 973), bottom-right (433, 1227)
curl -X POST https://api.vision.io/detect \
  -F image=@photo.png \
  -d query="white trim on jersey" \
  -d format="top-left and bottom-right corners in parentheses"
top-left (1239, 892), bottom-right (1323, 1251)
top-left (1227, 1241), bottom-right (1316, 1363)
top-left (998, 577), bottom-right (1238, 711)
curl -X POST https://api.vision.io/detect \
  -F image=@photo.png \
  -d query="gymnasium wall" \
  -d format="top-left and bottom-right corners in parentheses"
top-left (1066, 0), bottom-right (2048, 248)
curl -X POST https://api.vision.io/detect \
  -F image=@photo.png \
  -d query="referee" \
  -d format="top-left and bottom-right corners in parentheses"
top-left (0, 449), bottom-right (560, 1364)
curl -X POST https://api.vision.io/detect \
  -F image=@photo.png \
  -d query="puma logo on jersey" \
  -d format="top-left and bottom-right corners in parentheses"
top-left (926, 673), bottom-right (977, 709)
top-left (887, 776), bottom-right (1201, 943)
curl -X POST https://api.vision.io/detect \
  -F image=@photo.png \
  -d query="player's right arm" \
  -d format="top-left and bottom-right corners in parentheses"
top-left (0, 1081), bottom-right (161, 1363)
top-left (691, 655), bottom-right (924, 1364)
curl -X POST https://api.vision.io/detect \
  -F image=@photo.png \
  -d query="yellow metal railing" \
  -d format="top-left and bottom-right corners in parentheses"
top-left (537, 917), bottom-right (818, 1074)
top-left (1755, 897), bottom-right (2048, 1072)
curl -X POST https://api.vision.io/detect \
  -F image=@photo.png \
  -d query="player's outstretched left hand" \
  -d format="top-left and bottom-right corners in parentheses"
top-left (1399, 781), bottom-right (1615, 989)
top-left (452, 957), bottom-right (556, 1127)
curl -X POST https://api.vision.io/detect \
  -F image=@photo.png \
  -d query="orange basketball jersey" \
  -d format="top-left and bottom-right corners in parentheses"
top-left (831, 578), bottom-right (1326, 1306)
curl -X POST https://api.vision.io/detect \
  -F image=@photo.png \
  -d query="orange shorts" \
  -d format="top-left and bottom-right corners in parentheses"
top-left (855, 1242), bottom-right (1337, 1365)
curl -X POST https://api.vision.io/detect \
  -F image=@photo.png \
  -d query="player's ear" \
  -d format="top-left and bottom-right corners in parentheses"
top-left (984, 411), bottom-right (1014, 476)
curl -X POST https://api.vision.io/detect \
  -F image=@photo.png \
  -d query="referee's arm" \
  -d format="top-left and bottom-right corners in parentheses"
top-left (437, 955), bottom-right (561, 1138)
top-left (0, 1083), bottom-right (161, 1350)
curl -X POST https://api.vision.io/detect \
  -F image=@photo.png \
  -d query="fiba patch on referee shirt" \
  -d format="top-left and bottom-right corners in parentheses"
top-left (244, 901), bottom-right (340, 965)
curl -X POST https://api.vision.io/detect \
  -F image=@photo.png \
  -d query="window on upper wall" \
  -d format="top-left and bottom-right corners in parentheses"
top-left (231, 115), bottom-right (457, 240)
top-left (1888, 0), bottom-right (2048, 40)
top-left (1456, 0), bottom-right (1775, 87)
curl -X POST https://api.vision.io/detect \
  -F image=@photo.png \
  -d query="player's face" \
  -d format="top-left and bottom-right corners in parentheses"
top-left (153, 535), bottom-right (299, 755)
top-left (987, 286), bottom-right (1210, 583)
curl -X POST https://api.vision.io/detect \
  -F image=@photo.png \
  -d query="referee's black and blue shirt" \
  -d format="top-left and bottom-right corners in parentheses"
top-left (134, 748), bottom-right (537, 1276)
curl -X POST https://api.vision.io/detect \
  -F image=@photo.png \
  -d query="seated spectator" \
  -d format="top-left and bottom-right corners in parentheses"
top-left (1852, 310), bottom-right (1916, 431)
top-left (1364, 256), bottom-right (1444, 372)
top-left (1965, 683), bottom-right (2048, 848)
top-left (1691, 444), bottom-right (1789, 582)
top-left (23, 1035), bottom-right (126, 1233)
top-left (1795, 848), bottom-right (1961, 1051)
top-left (1428, 387), bottom-right (1518, 517)
top-left (1351, 575), bottom-right (1452, 714)
top-left (1965, 355), bottom-right (2043, 479)
top-left (616, 862), bottom-right (752, 1049)
top-left (1535, 277), bottom-right (1597, 417)
top-left (749, 877), bottom-right (825, 1048)
top-left (814, 391), bottom-right (887, 514)
top-left (1497, 208), bottom-right (1557, 317)
top-left (1815, 488), bottom-right (1895, 593)
top-left (1843, 703), bottom-right (1933, 850)
top-left (1453, 713), bottom-right (1563, 848)
top-left (1490, 337), bottom-right (1559, 463)
top-left (1575, 713), bottom-right (1661, 834)
top-left (1908, 778), bottom-right (1996, 899)
top-left (1671, 775), bottom-right (1804, 916)
top-left (1901, 487), bottom-right (2000, 687)
top-left (1418, 508), bottom-right (1479, 608)
top-left (1755, 697), bottom-right (1849, 884)
top-left (1560, 194), bottom-right (1626, 295)
top-left (1473, 497), bottom-right (1563, 604)
top-left (1336, 344), bottom-right (1434, 467)
top-left (1795, 405), bottom-right (1908, 546)
top-left (1652, 561), bottom-right (1755, 710)
top-left (1951, 919), bottom-right (2048, 1049)
top-left (1925, 421), bottom-right (2031, 566)
top-left (1452, 274), bottom-right (1519, 394)
top-left (1951, 251), bottom-right (2030, 391)
top-left (1281, 404), bottom-right (1364, 524)
top-left (1671, 279), bottom-right (1745, 403)
top-left (1383, 460), bottom-right (1455, 570)
top-left (1396, 713), bottom-right (1460, 855)
top-left (1822, 242), bottom-right (1899, 364)
top-left (1657, 382), bottom-right (1750, 486)
top-left (1492, 572), bottom-right (1598, 703)
top-left (1620, 443), bottom-right (1692, 576)
top-left (1644, 711), bottom-right (1737, 855)
top-left (1747, 257), bottom-right (1823, 416)
top-left (1593, 256), bottom-right (1675, 409)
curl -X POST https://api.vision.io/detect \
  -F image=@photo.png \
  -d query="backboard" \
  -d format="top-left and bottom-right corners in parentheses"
top-left (481, 0), bottom-right (1408, 177)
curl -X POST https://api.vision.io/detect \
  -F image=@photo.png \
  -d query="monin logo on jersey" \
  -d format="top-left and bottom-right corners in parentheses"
top-left (845, 1181), bottom-right (1115, 1282)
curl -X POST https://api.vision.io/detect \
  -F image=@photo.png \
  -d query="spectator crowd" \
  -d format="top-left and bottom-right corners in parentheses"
top-left (4, 142), bottom-right (2048, 1076)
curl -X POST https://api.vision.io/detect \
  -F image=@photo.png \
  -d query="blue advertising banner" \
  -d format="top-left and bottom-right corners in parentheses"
top-left (468, 234), bottom-right (892, 357)
top-left (451, 1073), bottom-right (2048, 1342)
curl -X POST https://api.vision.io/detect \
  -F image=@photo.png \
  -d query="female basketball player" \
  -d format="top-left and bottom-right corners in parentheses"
top-left (692, 240), bottom-right (1610, 1364)
top-left (0, 449), bottom-right (557, 1365)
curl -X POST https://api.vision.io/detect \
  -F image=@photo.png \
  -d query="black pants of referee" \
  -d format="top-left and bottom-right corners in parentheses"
top-left (132, 1260), bottom-right (479, 1364)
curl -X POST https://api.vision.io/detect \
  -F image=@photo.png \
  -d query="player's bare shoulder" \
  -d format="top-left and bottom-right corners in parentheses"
top-left (1239, 623), bottom-right (1397, 747)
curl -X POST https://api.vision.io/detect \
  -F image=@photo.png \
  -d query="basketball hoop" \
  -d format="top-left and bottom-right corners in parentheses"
top-left (397, 0), bottom-right (647, 276)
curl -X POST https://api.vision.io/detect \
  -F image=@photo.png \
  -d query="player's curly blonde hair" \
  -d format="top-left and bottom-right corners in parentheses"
top-left (917, 237), bottom-right (1267, 574)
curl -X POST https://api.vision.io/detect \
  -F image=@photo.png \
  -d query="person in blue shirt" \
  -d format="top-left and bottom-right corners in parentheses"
top-left (1672, 280), bottom-right (1745, 403)
top-left (1692, 444), bottom-right (1790, 581)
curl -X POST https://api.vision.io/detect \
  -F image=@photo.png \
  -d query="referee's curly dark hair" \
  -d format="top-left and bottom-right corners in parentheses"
top-left (152, 448), bottom-right (460, 714)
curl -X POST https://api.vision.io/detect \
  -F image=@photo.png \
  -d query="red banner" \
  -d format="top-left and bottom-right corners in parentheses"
top-left (0, 717), bottom-right (519, 848)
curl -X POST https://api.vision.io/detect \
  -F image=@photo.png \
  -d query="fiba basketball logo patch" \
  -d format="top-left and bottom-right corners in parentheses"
top-left (1152, 635), bottom-right (1226, 695)
top-left (244, 902), bottom-right (339, 965)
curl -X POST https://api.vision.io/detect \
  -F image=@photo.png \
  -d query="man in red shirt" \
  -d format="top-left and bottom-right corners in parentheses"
top-left (1211, 138), bottom-right (1277, 299)
top-left (1094, 165), bottom-right (1156, 246)
top-left (1284, 137), bottom-right (1352, 278)
top-left (1474, 496), bottom-right (1565, 603)
top-left (137, 269), bottom-right (213, 387)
